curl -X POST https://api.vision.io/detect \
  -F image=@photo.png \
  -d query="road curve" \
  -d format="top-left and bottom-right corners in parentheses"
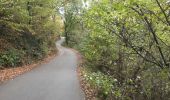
top-left (0, 37), bottom-right (85, 100)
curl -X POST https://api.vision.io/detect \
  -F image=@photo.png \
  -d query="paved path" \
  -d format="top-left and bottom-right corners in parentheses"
top-left (0, 37), bottom-right (85, 100)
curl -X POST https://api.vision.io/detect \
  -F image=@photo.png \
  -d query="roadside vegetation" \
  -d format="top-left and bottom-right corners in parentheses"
top-left (1, 0), bottom-right (170, 100)
top-left (0, 0), bottom-right (63, 69)
top-left (66, 0), bottom-right (170, 100)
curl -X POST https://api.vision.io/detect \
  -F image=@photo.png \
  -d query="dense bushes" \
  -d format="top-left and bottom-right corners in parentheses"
top-left (83, 67), bottom-right (116, 99)
top-left (80, 34), bottom-right (170, 100)
top-left (0, 0), bottom-right (60, 68)
top-left (0, 31), bottom-right (56, 68)
top-left (0, 49), bottom-right (23, 68)
top-left (76, 0), bottom-right (170, 99)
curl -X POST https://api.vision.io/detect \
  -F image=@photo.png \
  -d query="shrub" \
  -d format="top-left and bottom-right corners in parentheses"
top-left (83, 68), bottom-right (117, 99)
top-left (0, 49), bottom-right (24, 67)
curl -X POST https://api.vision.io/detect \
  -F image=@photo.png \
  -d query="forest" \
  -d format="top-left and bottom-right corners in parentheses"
top-left (0, 0), bottom-right (62, 67)
top-left (0, 0), bottom-right (170, 100)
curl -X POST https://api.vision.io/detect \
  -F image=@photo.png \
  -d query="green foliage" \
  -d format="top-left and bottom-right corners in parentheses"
top-left (0, 49), bottom-right (24, 68)
top-left (0, 0), bottom-right (60, 68)
top-left (61, 0), bottom-right (85, 46)
top-left (83, 68), bottom-right (116, 99)
top-left (75, 0), bottom-right (170, 99)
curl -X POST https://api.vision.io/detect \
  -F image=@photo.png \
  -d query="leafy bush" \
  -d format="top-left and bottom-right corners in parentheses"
top-left (77, 0), bottom-right (170, 99)
top-left (0, 49), bottom-right (24, 67)
top-left (82, 66), bottom-right (170, 100)
top-left (0, 0), bottom-right (59, 68)
top-left (84, 69), bottom-right (115, 99)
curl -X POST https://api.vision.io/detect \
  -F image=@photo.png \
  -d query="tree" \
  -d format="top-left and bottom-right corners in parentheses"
top-left (58, 0), bottom-right (84, 46)
top-left (77, 0), bottom-right (170, 99)
top-left (0, 0), bottom-right (60, 68)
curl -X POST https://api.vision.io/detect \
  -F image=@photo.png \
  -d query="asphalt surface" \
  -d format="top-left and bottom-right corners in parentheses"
top-left (0, 37), bottom-right (85, 100)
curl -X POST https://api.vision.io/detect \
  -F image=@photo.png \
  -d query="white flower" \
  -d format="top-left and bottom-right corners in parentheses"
top-left (137, 76), bottom-right (141, 79)
top-left (89, 77), bottom-right (92, 80)
top-left (114, 79), bottom-right (118, 82)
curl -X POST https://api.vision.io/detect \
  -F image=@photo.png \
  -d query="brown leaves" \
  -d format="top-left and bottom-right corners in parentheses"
top-left (74, 48), bottom-right (98, 100)
top-left (0, 64), bottom-right (36, 83)
top-left (77, 67), bottom-right (99, 100)
top-left (0, 52), bottom-right (57, 84)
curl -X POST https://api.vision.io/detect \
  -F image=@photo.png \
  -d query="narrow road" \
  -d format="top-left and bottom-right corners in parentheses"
top-left (0, 37), bottom-right (85, 100)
